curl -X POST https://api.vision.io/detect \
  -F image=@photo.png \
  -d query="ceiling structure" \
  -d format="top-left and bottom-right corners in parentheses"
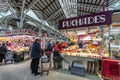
top-left (0, 0), bottom-right (120, 37)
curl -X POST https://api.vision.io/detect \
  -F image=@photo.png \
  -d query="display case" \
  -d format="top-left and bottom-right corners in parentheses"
top-left (104, 27), bottom-right (120, 59)
top-left (0, 35), bottom-right (34, 62)
top-left (61, 44), bottom-right (102, 59)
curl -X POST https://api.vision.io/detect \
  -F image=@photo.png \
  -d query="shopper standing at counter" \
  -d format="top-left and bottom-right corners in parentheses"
top-left (78, 40), bottom-right (83, 48)
top-left (0, 43), bottom-right (7, 62)
top-left (45, 40), bottom-right (52, 60)
top-left (30, 39), bottom-right (42, 76)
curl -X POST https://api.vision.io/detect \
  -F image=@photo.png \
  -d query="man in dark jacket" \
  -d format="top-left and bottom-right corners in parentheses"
top-left (30, 39), bottom-right (41, 76)
top-left (0, 43), bottom-right (7, 62)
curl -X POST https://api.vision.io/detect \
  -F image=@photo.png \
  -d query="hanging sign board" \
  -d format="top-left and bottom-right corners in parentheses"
top-left (6, 31), bottom-right (12, 36)
top-left (5, 29), bottom-right (38, 36)
top-left (59, 11), bottom-right (112, 30)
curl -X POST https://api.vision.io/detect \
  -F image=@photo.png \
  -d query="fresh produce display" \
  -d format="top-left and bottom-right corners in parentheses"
top-left (61, 45), bottom-right (79, 56)
top-left (100, 49), bottom-right (109, 57)
top-left (114, 53), bottom-right (120, 58)
top-left (0, 35), bottom-right (34, 54)
top-left (86, 44), bottom-right (99, 53)
top-left (8, 47), bottom-right (29, 54)
top-left (61, 44), bottom-right (102, 58)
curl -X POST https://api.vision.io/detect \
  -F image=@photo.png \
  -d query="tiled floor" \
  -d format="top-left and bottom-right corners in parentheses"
top-left (0, 60), bottom-right (102, 80)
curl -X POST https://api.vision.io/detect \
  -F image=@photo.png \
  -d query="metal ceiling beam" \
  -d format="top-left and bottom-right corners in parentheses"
top-left (58, 0), bottom-right (68, 18)
top-left (26, 0), bottom-right (38, 9)
top-left (78, 0), bottom-right (102, 12)
top-left (8, 0), bottom-right (18, 11)
top-left (20, 0), bottom-right (26, 28)
top-left (77, 3), bottom-right (102, 8)
top-left (67, 11), bottom-right (77, 17)
top-left (26, 15), bottom-right (61, 35)
top-left (26, 0), bottom-right (33, 5)
top-left (45, 7), bottom-right (62, 20)
top-left (4, 0), bottom-right (17, 18)
top-left (77, 0), bottom-right (102, 7)
top-left (33, 4), bottom-right (43, 11)
top-left (107, 0), bottom-right (119, 6)
top-left (77, 4), bottom-right (101, 11)
top-left (42, 12), bottom-right (49, 19)
top-left (0, 19), bottom-right (4, 27)
top-left (36, 1), bottom-right (45, 11)
top-left (42, 0), bottom-right (56, 11)
top-left (54, 13), bottom-right (64, 21)
top-left (22, 0), bottom-right (39, 25)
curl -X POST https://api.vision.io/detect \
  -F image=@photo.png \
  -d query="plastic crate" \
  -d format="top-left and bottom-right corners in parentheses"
top-left (102, 59), bottom-right (120, 80)
top-left (71, 60), bottom-right (85, 77)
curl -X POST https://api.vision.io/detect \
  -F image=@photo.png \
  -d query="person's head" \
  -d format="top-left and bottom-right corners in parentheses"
top-left (35, 38), bottom-right (40, 43)
top-left (56, 41), bottom-right (59, 44)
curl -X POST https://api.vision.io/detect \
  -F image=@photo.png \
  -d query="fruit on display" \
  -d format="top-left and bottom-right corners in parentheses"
top-left (82, 49), bottom-right (88, 54)
top-left (100, 49), bottom-right (109, 57)
top-left (114, 53), bottom-right (120, 58)
top-left (86, 44), bottom-right (99, 53)
top-left (61, 45), bottom-right (79, 55)
top-left (8, 46), bottom-right (29, 54)
top-left (117, 53), bottom-right (120, 57)
top-left (61, 44), bottom-right (103, 59)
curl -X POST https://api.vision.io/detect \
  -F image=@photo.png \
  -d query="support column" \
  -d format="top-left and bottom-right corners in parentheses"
top-left (38, 26), bottom-right (42, 37)
top-left (16, 11), bottom-right (21, 28)
top-left (108, 24), bottom-right (112, 58)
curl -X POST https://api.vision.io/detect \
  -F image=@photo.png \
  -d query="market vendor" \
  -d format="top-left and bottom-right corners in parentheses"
top-left (78, 40), bottom-right (83, 48)
top-left (54, 41), bottom-right (63, 59)
top-left (59, 42), bottom-right (63, 52)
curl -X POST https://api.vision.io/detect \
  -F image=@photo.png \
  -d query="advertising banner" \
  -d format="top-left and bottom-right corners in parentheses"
top-left (59, 11), bottom-right (112, 30)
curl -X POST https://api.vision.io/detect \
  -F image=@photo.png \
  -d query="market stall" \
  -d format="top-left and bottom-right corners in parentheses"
top-left (0, 29), bottom-right (38, 62)
top-left (60, 29), bottom-right (110, 71)
top-left (58, 11), bottom-right (118, 77)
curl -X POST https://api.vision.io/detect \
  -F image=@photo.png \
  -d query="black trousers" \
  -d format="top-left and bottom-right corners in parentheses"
top-left (0, 54), bottom-right (5, 62)
top-left (31, 58), bottom-right (40, 74)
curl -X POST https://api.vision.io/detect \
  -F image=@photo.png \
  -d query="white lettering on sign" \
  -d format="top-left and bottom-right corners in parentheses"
top-left (71, 20), bottom-right (75, 26)
top-left (99, 15), bottom-right (106, 23)
top-left (62, 14), bottom-right (106, 28)
top-left (88, 17), bottom-right (94, 24)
